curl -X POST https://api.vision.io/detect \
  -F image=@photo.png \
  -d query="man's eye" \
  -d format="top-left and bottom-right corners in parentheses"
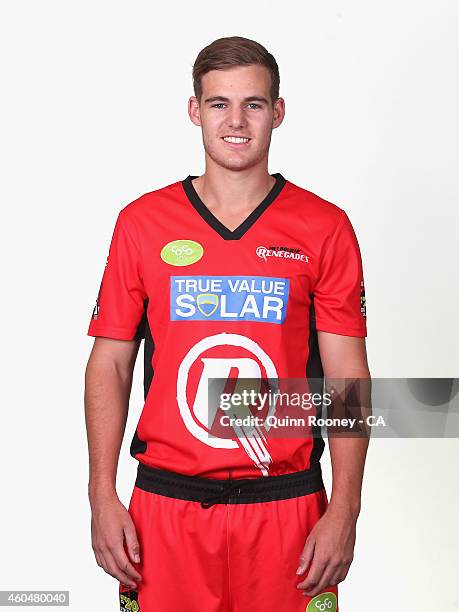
top-left (211, 103), bottom-right (226, 109)
top-left (248, 103), bottom-right (261, 109)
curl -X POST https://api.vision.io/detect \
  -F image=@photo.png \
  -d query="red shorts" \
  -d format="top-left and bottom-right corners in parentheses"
top-left (119, 463), bottom-right (339, 612)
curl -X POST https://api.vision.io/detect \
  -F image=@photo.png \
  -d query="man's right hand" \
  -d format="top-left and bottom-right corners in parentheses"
top-left (90, 489), bottom-right (142, 589)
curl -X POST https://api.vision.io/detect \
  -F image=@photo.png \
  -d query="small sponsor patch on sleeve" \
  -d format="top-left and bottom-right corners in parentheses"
top-left (360, 279), bottom-right (366, 319)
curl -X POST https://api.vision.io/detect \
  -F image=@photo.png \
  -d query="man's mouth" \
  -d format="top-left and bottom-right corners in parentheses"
top-left (221, 136), bottom-right (251, 145)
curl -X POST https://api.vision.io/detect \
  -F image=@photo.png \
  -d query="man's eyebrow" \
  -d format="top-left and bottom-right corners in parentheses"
top-left (203, 95), bottom-right (270, 104)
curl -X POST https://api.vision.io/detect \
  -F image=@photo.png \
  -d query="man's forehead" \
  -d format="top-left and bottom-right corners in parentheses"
top-left (201, 65), bottom-right (271, 94)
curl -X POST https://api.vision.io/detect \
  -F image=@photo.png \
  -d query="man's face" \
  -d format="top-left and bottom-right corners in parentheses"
top-left (188, 64), bottom-right (285, 172)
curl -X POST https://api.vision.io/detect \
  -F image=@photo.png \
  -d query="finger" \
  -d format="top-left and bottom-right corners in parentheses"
top-left (103, 549), bottom-right (139, 588)
top-left (296, 537), bottom-right (315, 575)
top-left (303, 566), bottom-right (335, 597)
top-left (123, 520), bottom-right (141, 564)
top-left (97, 549), bottom-right (126, 584)
top-left (297, 557), bottom-right (327, 590)
top-left (96, 549), bottom-right (109, 571)
top-left (331, 562), bottom-right (351, 586)
top-left (111, 542), bottom-right (142, 582)
top-left (94, 550), bottom-right (103, 567)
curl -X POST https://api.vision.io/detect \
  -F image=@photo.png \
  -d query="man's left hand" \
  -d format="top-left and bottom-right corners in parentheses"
top-left (296, 505), bottom-right (357, 597)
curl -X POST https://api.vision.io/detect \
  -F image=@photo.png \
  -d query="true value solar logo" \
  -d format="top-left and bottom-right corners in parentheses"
top-left (170, 275), bottom-right (290, 324)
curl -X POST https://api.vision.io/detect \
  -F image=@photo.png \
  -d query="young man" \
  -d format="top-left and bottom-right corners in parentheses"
top-left (85, 36), bottom-right (370, 612)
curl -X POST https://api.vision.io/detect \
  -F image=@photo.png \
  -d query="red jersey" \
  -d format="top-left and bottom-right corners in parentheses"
top-left (87, 173), bottom-right (367, 478)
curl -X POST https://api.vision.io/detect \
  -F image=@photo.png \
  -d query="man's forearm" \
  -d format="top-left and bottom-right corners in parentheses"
top-left (322, 363), bottom-right (372, 520)
top-left (84, 359), bottom-right (133, 500)
top-left (327, 436), bottom-right (369, 519)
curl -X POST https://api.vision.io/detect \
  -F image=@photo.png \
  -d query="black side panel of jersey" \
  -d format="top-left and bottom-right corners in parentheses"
top-left (130, 299), bottom-right (153, 458)
top-left (142, 312), bottom-right (155, 401)
top-left (306, 294), bottom-right (326, 465)
top-left (133, 298), bottom-right (148, 341)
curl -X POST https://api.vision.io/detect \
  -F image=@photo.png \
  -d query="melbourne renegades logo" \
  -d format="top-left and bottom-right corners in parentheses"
top-left (176, 333), bottom-right (279, 476)
top-left (256, 245), bottom-right (309, 263)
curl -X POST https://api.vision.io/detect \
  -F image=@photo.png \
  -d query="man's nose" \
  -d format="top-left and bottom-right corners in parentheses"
top-left (227, 107), bottom-right (246, 128)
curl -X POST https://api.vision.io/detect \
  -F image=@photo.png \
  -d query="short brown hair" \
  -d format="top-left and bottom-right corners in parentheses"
top-left (192, 36), bottom-right (280, 105)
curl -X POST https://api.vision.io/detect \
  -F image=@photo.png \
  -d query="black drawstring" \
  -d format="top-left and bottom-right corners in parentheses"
top-left (201, 482), bottom-right (245, 509)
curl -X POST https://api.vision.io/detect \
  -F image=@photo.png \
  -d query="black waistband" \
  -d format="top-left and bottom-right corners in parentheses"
top-left (135, 462), bottom-right (325, 509)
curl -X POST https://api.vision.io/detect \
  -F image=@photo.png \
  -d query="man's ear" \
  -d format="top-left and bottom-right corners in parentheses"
top-left (188, 96), bottom-right (202, 126)
top-left (272, 97), bottom-right (285, 129)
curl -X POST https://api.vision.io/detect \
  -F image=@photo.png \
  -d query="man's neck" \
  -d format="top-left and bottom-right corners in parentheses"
top-left (191, 163), bottom-right (276, 216)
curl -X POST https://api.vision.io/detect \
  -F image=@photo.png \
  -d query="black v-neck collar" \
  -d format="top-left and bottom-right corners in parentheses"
top-left (181, 172), bottom-right (287, 240)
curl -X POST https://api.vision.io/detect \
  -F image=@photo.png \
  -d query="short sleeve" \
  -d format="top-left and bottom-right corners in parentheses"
top-left (87, 210), bottom-right (148, 340)
top-left (311, 210), bottom-right (367, 337)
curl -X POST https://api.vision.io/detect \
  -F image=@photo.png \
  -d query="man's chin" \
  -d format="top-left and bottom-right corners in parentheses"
top-left (207, 154), bottom-right (262, 173)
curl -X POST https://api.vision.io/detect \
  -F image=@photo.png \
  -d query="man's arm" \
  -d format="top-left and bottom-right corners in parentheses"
top-left (84, 337), bottom-right (143, 589)
top-left (296, 332), bottom-right (370, 597)
top-left (319, 331), bottom-right (370, 518)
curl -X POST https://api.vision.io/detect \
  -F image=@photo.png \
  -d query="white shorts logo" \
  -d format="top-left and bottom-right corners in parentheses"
top-left (176, 333), bottom-right (278, 475)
